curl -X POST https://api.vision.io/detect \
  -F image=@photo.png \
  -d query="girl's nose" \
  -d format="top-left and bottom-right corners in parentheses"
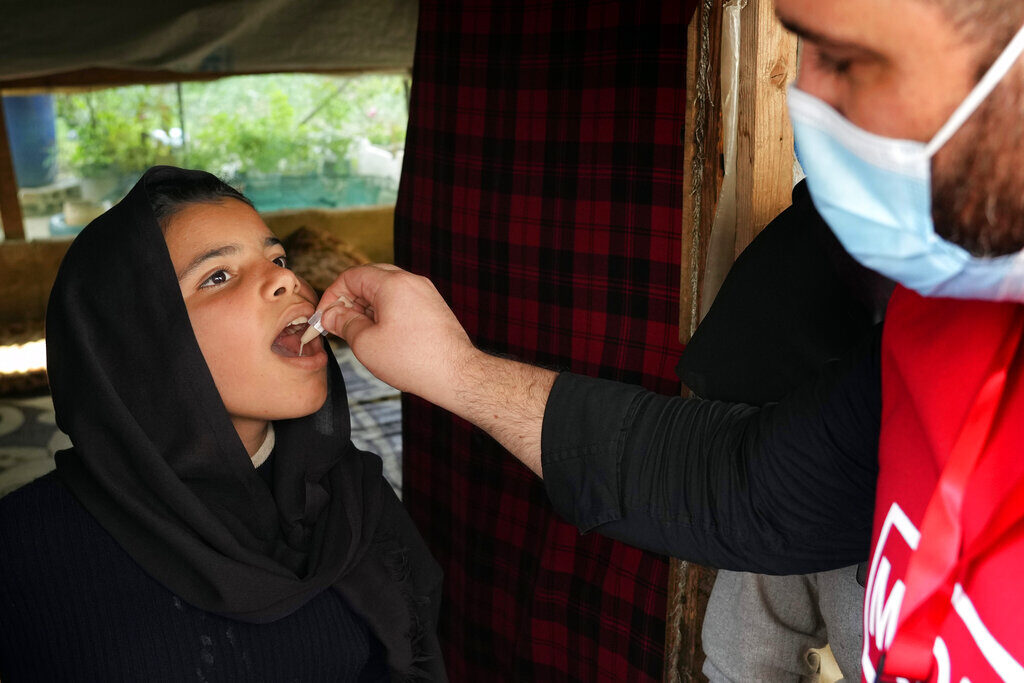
top-left (263, 262), bottom-right (301, 298)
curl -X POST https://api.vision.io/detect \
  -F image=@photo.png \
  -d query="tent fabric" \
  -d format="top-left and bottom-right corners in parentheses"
top-left (0, 0), bottom-right (417, 82)
top-left (395, 1), bottom-right (695, 679)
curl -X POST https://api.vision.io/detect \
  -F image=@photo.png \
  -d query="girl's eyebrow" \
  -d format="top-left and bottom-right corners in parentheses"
top-left (176, 237), bottom-right (282, 282)
top-left (177, 244), bottom-right (240, 282)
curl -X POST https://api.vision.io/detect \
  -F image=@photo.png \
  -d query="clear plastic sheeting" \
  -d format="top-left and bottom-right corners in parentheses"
top-left (699, 0), bottom-right (745, 320)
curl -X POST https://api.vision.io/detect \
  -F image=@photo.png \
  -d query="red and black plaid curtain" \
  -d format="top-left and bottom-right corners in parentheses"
top-left (395, 2), bottom-right (696, 680)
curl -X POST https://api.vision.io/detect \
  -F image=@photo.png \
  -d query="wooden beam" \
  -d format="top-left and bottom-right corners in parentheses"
top-left (668, 2), bottom-right (797, 681)
top-left (0, 66), bottom-right (406, 95)
top-left (734, 0), bottom-right (798, 257)
top-left (0, 100), bottom-right (25, 241)
top-left (665, 560), bottom-right (718, 683)
top-left (678, 0), bottom-right (725, 347)
top-left (666, 2), bottom-right (723, 681)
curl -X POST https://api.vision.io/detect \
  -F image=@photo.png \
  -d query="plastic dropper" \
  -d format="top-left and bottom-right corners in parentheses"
top-left (299, 311), bottom-right (326, 356)
top-left (298, 296), bottom-right (355, 355)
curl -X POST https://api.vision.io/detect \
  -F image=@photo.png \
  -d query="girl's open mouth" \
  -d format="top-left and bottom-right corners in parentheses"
top-left (271, 318), bottom-right (315, 357)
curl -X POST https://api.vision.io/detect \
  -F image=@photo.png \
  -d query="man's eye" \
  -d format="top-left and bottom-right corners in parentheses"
top-left (814, 50), bottom-right (853, 76)
top-left (200, 270), bottom-right (232, 288)
top-left (273, 255), bottom-right (288, 268)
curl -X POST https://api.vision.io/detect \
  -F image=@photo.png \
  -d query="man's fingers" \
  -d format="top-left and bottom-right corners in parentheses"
top-left (341, 313), bottom-right (375, 343)
top-left (318, 263), bottom-right (406, 315)
top-left (321, 304), bottom-right (372, 341)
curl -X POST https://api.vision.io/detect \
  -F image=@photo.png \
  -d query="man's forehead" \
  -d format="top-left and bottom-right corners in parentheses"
top-left (774, 0), bottom-right (959, 56)
top-left (774, 0), bottom-right (888, 41)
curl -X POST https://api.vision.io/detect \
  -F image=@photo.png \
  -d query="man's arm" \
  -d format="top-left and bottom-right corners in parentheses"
top-left (542, 327), bottom-right (881, 573)
top-left (314, 264), bottom-right (554, 476)
top-left (316, 264), bottom-right (880, 573)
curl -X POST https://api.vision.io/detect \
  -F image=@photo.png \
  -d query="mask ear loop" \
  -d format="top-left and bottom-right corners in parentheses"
top-left (926, 22), bottom-right (1024, 156)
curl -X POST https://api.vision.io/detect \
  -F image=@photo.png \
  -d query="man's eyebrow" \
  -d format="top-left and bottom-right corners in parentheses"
top-left (777, 14), bottom-right (883, 57)
top-left (177, 244), bottom-right (240, 281)
top-left (266, 236), bottom-right (282, 249)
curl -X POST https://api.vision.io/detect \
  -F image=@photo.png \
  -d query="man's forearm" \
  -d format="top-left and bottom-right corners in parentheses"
top-left (431, 349), bottom-right (556, 477)
top-left (314, 265), bottom-right (557, 475)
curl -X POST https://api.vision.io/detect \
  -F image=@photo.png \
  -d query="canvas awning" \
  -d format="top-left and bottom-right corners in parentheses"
top-left (0, 0), bottom-right (418, 83)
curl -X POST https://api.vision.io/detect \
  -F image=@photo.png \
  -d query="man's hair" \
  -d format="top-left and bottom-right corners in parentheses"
top-left (148, 171), bottom-right (253, 231)
top-left (929, 0), bottom-right (1024, 71)
top-left (926, 0), bottom-right (1024, 256)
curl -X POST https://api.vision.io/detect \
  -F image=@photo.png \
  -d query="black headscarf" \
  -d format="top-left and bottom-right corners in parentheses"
top-left (46, 166), bottom-right (445, 681)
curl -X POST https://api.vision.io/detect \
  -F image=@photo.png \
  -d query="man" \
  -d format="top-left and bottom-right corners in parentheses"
top-left (678, 180), bottom-right (892, 682)
top-left (313, 1), bottom-right (1024, 679)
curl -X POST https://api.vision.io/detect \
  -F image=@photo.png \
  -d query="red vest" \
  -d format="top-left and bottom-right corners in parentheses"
top-left (863, 286), bottom-right (1024, 681)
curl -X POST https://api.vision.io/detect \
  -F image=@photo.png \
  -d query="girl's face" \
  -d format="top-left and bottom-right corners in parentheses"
top-left (163, 199), bottom-right (329, 452)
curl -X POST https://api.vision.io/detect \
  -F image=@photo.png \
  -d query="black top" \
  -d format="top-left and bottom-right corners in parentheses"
top-left (0, 473), bottom-right (388, 682)
top-left (541, 331), bottom-right (881, 574)
top-left (541, 182), bottom-right (888, 574)
top-left (680, 181), bottom-right (891, 403)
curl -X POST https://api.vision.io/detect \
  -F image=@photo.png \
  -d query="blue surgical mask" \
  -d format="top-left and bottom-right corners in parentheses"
top-left (788, 23), bottom-right (1024, 302)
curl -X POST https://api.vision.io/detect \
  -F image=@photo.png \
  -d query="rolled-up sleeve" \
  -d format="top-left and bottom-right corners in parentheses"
top-left (540, 333), bottom-right (881, 575)
top-left (540, 373), bottom-right (646, 532)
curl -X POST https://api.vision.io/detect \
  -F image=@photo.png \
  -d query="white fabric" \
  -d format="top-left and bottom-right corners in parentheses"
top-left (250, 423), bottom-right (275, 469)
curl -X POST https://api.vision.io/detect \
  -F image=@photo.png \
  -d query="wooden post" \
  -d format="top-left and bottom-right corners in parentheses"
top-left (667, 1), bottom-right (723, 681)
top-left (0, 96), bottom-right (26, 241)
top-left (667, 1), bottom-right (796, 681)
top-left (678, 0), bottom-right (724, 345)
top-left (734, 0), bottom-right (798, 257)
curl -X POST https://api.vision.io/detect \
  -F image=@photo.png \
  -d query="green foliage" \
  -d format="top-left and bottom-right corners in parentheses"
top-left (55, 73), bottom-right (410, 184)
top-left (56, 86), bottom-right (180, 176)
top-left (184, 78), bottom-right (324, 177)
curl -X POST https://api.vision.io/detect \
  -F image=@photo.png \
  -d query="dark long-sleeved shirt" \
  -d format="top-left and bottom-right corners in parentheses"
top-left (541, 327), bottom-right (882, 575)
top-left (0, 473), bottom-right (389, 682)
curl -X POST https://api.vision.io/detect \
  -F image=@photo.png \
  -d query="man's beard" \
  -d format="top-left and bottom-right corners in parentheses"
top-left (931, 64), bottom-right (1024, 257)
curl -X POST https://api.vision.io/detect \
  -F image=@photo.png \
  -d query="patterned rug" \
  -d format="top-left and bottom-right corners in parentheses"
top-left (0, 344), bottom-right (402, 498)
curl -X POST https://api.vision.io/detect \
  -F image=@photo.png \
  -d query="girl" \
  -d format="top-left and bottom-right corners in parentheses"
top-left (0, 166), bottom-right (445, 682)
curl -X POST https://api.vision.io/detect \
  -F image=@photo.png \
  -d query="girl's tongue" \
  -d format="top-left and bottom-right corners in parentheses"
top-left (272, 321), bottom-right (309, 357)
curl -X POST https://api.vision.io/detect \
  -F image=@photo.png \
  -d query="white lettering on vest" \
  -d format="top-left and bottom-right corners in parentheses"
top-left (950, 584), bottom-right (1024, 680)
top-left (869, 555), bottom-right (906, 652)
top-left (860, 503), bottom-right (1023, 681)
top-left (862, 503), bottom-right (920, 682)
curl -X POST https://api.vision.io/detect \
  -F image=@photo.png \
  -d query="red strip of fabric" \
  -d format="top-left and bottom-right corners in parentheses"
top-left (882, 313), bottom-right (1024, 680)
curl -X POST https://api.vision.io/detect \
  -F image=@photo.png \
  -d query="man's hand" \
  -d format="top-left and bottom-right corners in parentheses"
top-left (315, 264), bottom-right (474, 407)
top-left (315, 264), bottom-right (556, 476)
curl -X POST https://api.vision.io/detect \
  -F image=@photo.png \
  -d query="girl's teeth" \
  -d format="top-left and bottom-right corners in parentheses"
top-left (290, 316), bottom-right (308, 325)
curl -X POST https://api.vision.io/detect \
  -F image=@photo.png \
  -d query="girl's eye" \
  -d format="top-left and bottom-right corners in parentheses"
top-left (200, 269), bottom-right (232, 288)
top-left (273, 255), bottom-right (288, 268)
